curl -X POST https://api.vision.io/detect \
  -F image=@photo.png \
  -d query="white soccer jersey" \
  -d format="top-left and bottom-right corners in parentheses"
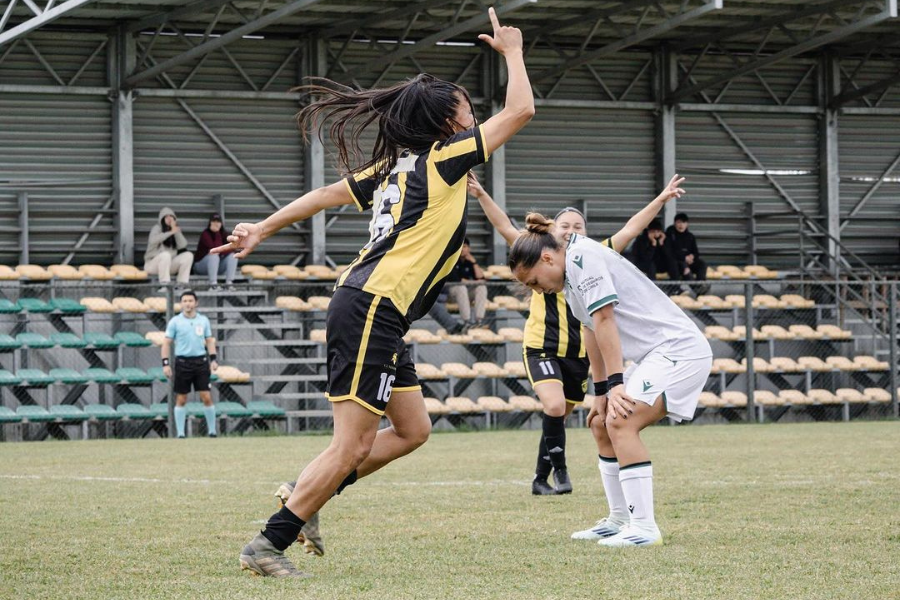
top-left (563, 234), bottom-right (711, 362)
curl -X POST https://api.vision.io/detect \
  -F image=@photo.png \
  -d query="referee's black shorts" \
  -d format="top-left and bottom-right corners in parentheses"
top-left (173, 356), bottom-right (211, 394)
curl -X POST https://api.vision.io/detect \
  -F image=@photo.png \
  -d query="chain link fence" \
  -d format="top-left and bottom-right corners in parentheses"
top-left (0, 272), bottom-right (896, 441)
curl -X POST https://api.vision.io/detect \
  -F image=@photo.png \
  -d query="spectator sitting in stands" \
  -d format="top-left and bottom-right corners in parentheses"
top-left (445, 238), bottom-right (488, 328)
top-left (428, 284), bottom-right (468, 335)
top-left (144, 207), bottom-right (193, 292)
top-left (194, 213), bottom-right (238, 290)
top-left (666, 212), bottom-right (707, 285)
top-left (628, 218), bottom-right (680, 287)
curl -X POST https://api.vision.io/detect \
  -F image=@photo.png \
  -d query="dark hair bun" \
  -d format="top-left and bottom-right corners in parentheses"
top-left (524, 212), bottom-right (554, 235)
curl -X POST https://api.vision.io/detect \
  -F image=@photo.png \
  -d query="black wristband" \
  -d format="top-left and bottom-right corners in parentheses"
top-left (593, 380), bottom-right (608, 396)
top-left (607, 373), bottom-right (624, 388)
top-left (209, 353), bottom-right (217, 362)
top-left (162, 358), bottom-right (170, 367)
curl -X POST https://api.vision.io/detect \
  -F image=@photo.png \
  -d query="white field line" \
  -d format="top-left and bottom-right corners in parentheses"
top-left (0, 473), bottom-right (532, 487)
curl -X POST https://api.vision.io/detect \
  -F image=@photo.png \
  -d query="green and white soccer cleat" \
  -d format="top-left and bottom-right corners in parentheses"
top-left (275, 481), bottom-right (325, 557)
top-left (596, 524), bottom-right (662, 547)
top-left (570, 516), bottom-right (628, 540)
top-left (239, 533), bottom-right (310, 578)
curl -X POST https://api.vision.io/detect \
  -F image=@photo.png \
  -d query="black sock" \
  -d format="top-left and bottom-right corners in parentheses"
top-left (260, 506), bottom-right (305, 552)
top-left (335, 469), bottom-right (358, 495)
top-left (542, 414), bottom-right (567, 471)
top-left (535, 435), bottom-right (552, 480)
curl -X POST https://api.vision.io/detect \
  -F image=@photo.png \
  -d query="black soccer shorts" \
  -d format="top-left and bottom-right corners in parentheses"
top-left (173, 356), bottom-right (211, 394)
top-left (325, 286), bottom-right (421, 415)
top-left (523, 348), bottom-right (589, 404)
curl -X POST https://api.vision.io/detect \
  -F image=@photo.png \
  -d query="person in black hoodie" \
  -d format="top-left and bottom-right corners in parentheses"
top-left (665, 212), bottom-right (707, 283)
top-left (628, 218), bottom-right (679, 283)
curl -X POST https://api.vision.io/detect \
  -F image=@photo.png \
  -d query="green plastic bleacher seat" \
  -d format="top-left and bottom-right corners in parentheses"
top-left (147, 366), bottom-right (167, 382)
top-left (149, 402), bottom-right (169, 418)
top-left (49, 368), bottom-right (91, 384)
top-left (49, 405), bottom-right (86, 421)
top-left (246, 400), bottom-right (285, 417)
top-left (0, 334), bottom-right (22, 350)
top-left (17, 298), bottom-right (52, 313)
top-left (217, 401), bottom-right (253, 417)
top-left (16, 332), bottom-right (54, 348)
top-left (49, 332), bottom-right (88, 349)
top-left (114, 331), bottom-right (153, 348)
top-left (0, 406), bottom-right (21, 422)
top-left (184, 401), bottom-right (207, 417)
top-left (116, 368), bottom-right (155, 385)
top-left (117, 403), bottom-right (153, 419)
top-left (17, 369), bottom-right (55, 386)
top-left (82, 368), bottom-right (121, 384)
top-left (0, 370), bottom-right (22, 385)
top-left (82, 404), bottom-right (120, 421)
top-left (16, 405), bottom-right (54, 421)
top-left (49, 298), bottom-right (87, 314)
top-left (83, 332), bottom-right (121, 349)
top-left (0, 299), bottom-right (21, 313)
top-left (210, 372), bottom-right (219, 382)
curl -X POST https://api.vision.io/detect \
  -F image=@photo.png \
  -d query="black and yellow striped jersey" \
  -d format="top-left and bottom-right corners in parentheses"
top-left (523, 236), bottom-right (614, 357)
top-left (337, 125), bottom-right (489, 323)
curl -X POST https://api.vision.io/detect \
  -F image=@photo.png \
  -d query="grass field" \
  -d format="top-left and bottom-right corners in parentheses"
top-left (1, 422), bottom-right (898, 600)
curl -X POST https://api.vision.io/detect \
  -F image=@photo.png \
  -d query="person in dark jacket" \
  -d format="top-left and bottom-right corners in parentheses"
top-left (194, 213), bottom-right (238, 289)
top-left (665, 212), bottom-right (707, 282)
top-left (628, 219), bottom-right (679, 283)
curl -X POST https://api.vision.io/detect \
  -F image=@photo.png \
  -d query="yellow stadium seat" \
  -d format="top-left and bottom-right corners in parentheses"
top-left (825, 356), bottom-right (857, 371)
top-left (503, 361), bottom-right (527, 378)
top-left (415, 364), bottom-right (447, 380)
top-left (445, 396), bottom-right (479, 413)
top-left (835, 388), bottom-right (865, 403)
top-left (472, 362), bottom-right (507, 377)
top-left (78, 264), bottom-right (116, 280)
top-left (486, 265), bottom-right (514, 279)
top-left (752, 294), bottom-right (779, 308)
top-left (240, 264), bottom-right (266, 275)
top-left (732, 325), bottom-right (764, 340)
top-left (273, 265), bottom-right (310, 280)
top-left (248, 269), bottom-right (278, 280)
top-left (769, 357), bottom-right (801, 372)
top-left (423, 397), bottom-right (451, 414)
top-left (304, 265), bottom-right (336, 279)
top-left (760, 325), bottom-right (793, 340)
top-left (863, 388), bottom-right (891, 403)
top-left (780, 294), bottom-right (815, 308)
top-left (309, 329), bottom-right (326, 343)
top-left (477, 396), bottom-right (512, 412)
top-left (509, 396), bottom-right (543, 411)
top-left (110, 264), bottom-right (148, 280)
top-left (778, 390), bottom-right (808, 405)
top-left (275, 296), bottom-right (311, 311)
top-left (404, 329), bottom-right (443, 344)
top-left (753, 390), bottom-right (781, 406)
top-left (47, 265), bottom-right (84, 280)
top-left (16, 265), bottom-right (52, 280)
top-left (696, 295), bottom-right (731, 309)
top-left (698, 391), bottom-right (720, 408)
top-left (80, 297), bottom-right (117, 313)
top-left (705, 326), bottom-right (739, 341)
top-left (143, 297), bottom-right (177, 313)
top-left (797, 356), bottom-right (830, 371)
top-left (498, 327), bottom-right (524, 342)
top-left (112, 297), bottom-right (150, 313)
top-left (853, 356), bottom-right (889, 371)
top-left (817, 324), bottom-right (852, 339)
top-left (442, 332), bottom-right (474, 344)
top-left (0, 265), bottom-right (19, 280)
top-left (720, 391), bottom-right (748, 407)
top-left (789, 325), bottom-right (823, 339)
top-left (441, 363), bottom-right (477, 378)
top-left (307, 296), bottom-right (331, 311)
top-left (145, 331), bottom-right (167, 346)
top-left (807, 389), bottom-right (839, 404)
top-left (741, 357), bottom-right (773, 372)
top-left (215, 365), bottom-right (250, 383)
top-left (711, 358), bottom-right (744, 374)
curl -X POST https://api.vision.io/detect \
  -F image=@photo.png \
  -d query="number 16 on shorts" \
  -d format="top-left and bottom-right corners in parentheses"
top-left (377, 372), bottom-right (395, 403)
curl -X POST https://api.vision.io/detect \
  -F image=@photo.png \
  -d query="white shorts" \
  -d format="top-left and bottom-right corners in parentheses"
top-left (624, 349), bottom-right (712, 422)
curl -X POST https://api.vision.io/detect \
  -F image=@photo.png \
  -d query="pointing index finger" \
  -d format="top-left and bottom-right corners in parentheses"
top-left (488, 6), bottom-right (500, 31)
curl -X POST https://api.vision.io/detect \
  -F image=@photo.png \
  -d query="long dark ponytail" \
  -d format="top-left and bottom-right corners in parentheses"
top-left (508, 213), bottom-right (561, 271)
top-left (295, 74), bottom-right (474, 182)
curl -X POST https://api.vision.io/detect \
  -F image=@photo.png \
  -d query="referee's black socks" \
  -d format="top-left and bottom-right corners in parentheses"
top-left (261, 506), bottom-right (305, 551)
top-left (542, 414), bottom-right (568, 471)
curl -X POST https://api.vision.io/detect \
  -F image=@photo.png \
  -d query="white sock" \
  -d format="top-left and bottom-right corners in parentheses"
top-left (203, 405), bottom-right (217, 435)
top-left (598, 455), bottom-right (629, 522)
top-left (174, 406), bottom-right (187, 437)
top-left (619, 462), bottom-right (657, 532)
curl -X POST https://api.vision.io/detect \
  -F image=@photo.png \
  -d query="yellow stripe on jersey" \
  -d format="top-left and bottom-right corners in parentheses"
top-left (523, 236), bottom-right (614, 358)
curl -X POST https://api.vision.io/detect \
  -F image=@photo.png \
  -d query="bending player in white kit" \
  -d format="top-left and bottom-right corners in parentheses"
top-left (506, 199), bottom-right (712, 547)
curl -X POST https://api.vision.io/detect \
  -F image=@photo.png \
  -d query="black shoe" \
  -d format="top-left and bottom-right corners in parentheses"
top-left (208, 433), bottom-right (217, 438)
top-left (532, 477), bottom-right (557, 496)
top-left (553, 469), bottom-right (573, 494)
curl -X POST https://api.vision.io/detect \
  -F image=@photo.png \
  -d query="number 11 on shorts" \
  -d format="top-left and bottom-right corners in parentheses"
top-left (377, 372), bottom-right (395, 403)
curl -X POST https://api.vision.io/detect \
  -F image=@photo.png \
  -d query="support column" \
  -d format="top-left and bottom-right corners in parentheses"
top-left (655, 47), bottom-right (677, 227)
top-left (819, 52), bottom-right (841, 277)
top-left (110, 27), bottom-right (135, 264)
top-left (303, 37), bottom-right (327, 265)
top-left (486, 52), bottom-right (508, 266)
top-left (18, 192), bottom-right (28, 265)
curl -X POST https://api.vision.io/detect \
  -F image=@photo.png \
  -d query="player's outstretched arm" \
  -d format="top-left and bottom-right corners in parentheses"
top-left (609, 174), bottom-right (685, 252)
top-left (468, 173), bottom-right (519, 246)
top-left (479, 7), bottom-right (535, 155)
top-left (211, 180), bottom-right (353, 259)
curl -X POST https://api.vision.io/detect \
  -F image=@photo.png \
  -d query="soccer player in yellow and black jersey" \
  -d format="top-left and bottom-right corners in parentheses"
top-left (469, 173), bottom-right (685, 495)
top-left (213, 8), bottom-right (535, 579)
